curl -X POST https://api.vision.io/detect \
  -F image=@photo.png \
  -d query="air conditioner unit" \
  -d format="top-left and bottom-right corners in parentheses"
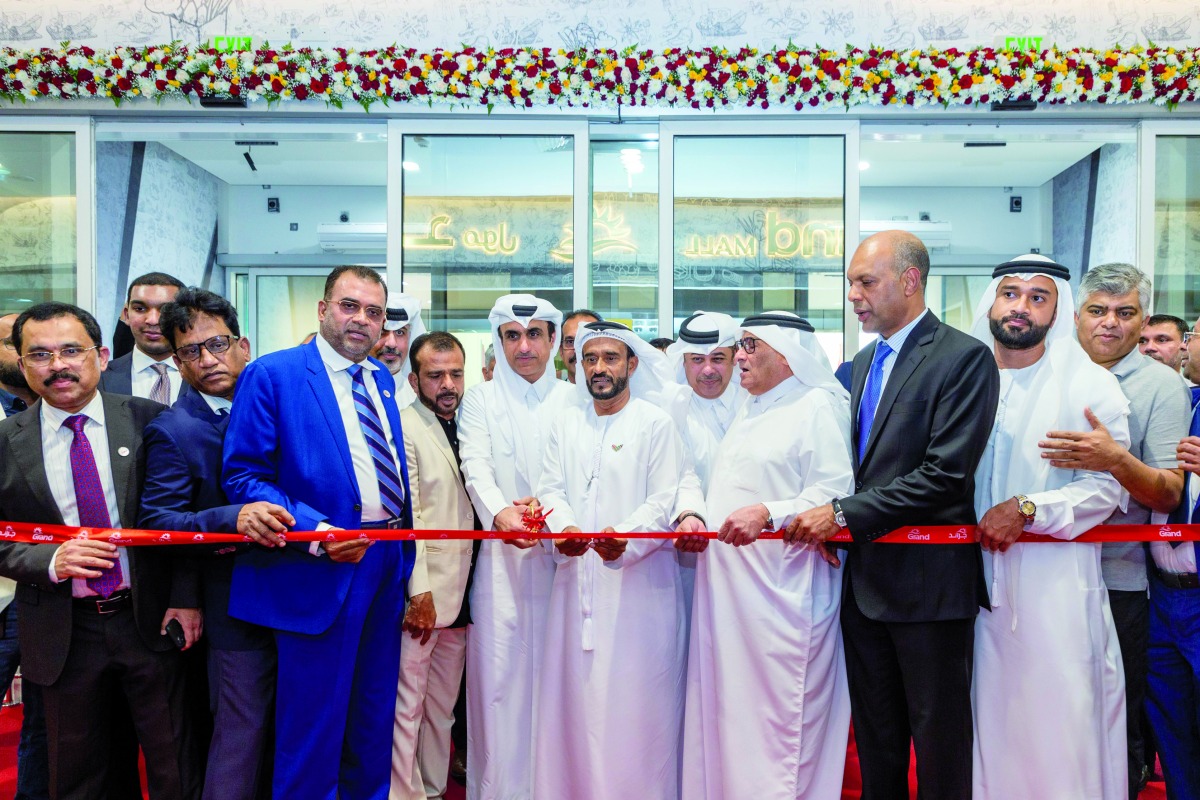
top-left (858, 220), bottom-right (952, 252)
top-left (317, 223), bottom-right (386, 253)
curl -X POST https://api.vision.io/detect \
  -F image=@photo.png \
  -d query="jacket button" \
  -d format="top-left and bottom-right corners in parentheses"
top-left (855, 482), bottom-right (863, 491)
top-left (353, 503), bottom-right (362, 512)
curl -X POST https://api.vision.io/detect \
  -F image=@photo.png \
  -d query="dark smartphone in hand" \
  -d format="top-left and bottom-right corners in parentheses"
top-left (165, 618), bottom-right (187, 649)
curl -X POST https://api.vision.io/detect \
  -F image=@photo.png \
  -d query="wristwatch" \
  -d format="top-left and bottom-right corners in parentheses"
top-left (832, 499), bottom-right (847, 528)
top-left (1015, 494), bottom-right (1036, 525)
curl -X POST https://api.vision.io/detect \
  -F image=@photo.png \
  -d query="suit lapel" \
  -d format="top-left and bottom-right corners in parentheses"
top-left (8, 403), bottom-right (65, 525)
top-left (860, 312), bottom-right (938, 465)
top-left (102, 393), bottom-right (140, 527)
top-left (415, 401), bottom-right (460, 476)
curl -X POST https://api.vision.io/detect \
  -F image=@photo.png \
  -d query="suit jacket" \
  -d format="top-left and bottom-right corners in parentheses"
top-left (0, 392), bottom-right (198, 684)
top-left (99, 352), bottom-right (135, 395)
top-left (138, 388), bottom-right (272, 651)
top-left (222, 340), bottom-right (415, 636)
top-left (402, 401), bottom-right (475, 628)
top-left (838, 311), bottom-right (998, 623)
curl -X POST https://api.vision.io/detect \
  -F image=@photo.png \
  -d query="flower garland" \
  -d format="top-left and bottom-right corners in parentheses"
top-left (2, 44), bottom-right (1199, 111)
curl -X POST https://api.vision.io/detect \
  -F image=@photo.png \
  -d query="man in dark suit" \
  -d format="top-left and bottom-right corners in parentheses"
top-left (789, 230), bottom-right (999, 799)
top-left (100, 272), bottom-right (186, 403)
top-left (138, 288), bottom-right (294, 800)
top-left (223, 266), bottom-right (415, 800)
top-left (0, 301), bottom-right (201, 800)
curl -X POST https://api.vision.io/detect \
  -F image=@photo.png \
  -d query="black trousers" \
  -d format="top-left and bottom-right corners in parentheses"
top-left (841, 578), bottom-right (976, 800)
top-left (1109, 588), bottom-right (1149, 800)
top-left (40, 603), bottom-right (199, 800)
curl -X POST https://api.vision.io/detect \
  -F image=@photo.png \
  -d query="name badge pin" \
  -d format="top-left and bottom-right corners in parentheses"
top-left (117, 446), bottom-right (130, 457)
top-left (383, 390), bottom-right (392, 398)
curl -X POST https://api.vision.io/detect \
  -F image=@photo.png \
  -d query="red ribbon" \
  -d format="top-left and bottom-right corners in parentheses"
top-left (0, 521), bottom-right (1198, 546)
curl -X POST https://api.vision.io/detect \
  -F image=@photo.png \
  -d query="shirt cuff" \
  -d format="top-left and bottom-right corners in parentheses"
top-left (310, 521), bottom-right (333, 556)
top-left (48, 545), bottom-right (63, 583)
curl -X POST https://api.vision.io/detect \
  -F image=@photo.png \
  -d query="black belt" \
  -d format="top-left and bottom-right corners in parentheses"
top-left (360, 518), bottom-right (403, 530)
top-left (1157, 569), bottom-right (1200, 590)
top-left (73, 588), bottom-right (132, 614)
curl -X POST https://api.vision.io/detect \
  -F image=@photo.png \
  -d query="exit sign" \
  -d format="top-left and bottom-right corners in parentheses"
top-left (206, 36), bottom-right (254, 52)
top-left (1000, 36), bottom-right (1045, 51)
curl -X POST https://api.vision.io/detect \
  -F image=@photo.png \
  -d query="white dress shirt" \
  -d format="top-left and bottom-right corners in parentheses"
top-left (874, 307), bottom-right (930, 396)
top-left (310, 336), bottom-right (405, 553)
top-left (199, 391), bottom-right (232, 415)
top-left (43, 393), bottom-right (132, 596)
top-left (131, 347), bottom-right (182, 404)
top-left (1150, 472), bottom-right (1198, 574)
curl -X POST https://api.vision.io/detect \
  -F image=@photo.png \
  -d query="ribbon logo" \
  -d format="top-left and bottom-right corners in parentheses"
top-left (1158, 526), bottom-right (1183, 539)
top-left (906, 528), bottom-right (931, 541)
top-left (192, 534), bottom-right (205, 541)
top-left (1, 526), bottom-right (14, 539)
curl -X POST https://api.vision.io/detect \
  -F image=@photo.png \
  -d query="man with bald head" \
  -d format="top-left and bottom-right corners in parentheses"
top-left (797, 231), bottom-right (999, 800)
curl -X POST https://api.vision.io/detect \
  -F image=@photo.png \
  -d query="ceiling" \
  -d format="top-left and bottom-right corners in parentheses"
top-left (160, 139), bottom-right (389, 186)
top-left (858, 139), bottom-right (1105, 187)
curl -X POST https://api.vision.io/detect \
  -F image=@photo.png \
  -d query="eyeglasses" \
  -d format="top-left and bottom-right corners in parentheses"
top-left (1185, 331), bottom-right (1198, 345)
top-left (334, 299), bottom-right (384, 322)
top-left (19, 345), bottom-right (100, 367)
top-left (175, 335), bottom-right (238, 362)
top-left (733, 337), bottom-right (759, 354)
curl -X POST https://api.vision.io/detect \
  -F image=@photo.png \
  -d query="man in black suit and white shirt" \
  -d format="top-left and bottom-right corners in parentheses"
top-left (789, 230), bottom-right (1000, 800)
top-left (0, 301), bottom-right (200, 800)
top-left (100, 272), bottom-right (186, 404)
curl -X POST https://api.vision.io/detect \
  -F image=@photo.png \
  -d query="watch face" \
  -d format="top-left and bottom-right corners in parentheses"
top-left (1019, 500), bottom-right (1036, 517)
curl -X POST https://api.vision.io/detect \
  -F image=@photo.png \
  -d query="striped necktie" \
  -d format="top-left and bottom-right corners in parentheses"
top-left (347, 365), bottom-right (406, 519)
top-left (149, 362), bottom-right (170, 405)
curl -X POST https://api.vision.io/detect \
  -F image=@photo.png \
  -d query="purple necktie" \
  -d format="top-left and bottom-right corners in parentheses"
top-left (66, 415), bottom-right (123, 597)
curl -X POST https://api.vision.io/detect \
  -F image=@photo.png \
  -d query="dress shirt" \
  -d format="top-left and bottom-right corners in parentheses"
top-left (870, 308), bottom-right (929, 397)
top-left (1151, 469), bottom-right (1199, 574)
top-left (130, 348), bottom-right (182, 404)
top-left (42, 393), bottom-right (132, 596)
top-left (309, 336), bottom-right (405, 555)
top-left (198, 391), bottom-right (233, 415)
top-left (0, 388), bottom-right (27, 418)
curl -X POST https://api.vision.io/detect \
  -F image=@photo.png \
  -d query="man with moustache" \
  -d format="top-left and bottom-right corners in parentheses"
top-left (787, 230), bottom-right (998, 799)
top-left (101, 272), bottom-right (187, 404)
top-left (1, 313), bottom-right (36, 414)
top-left (371, 292), bottom-right (426, 409)
top-left (458, 295), bottom-right (575, 799)
top-left (970, 255), bottom-right (1130, 800)
top-left (684, 312), bottom-right (854, 800)
top-left (138, 288), bottom-right (295, 800)
top-left (1184, 318), bottom-right (1200, 406)
top-left (559, 308), bottom-right (602, 384)
top-left (1139, 314), bottom-right (1189, 373)
top-left (0, 302), bottom-right (200, 799)
top-left (223, 266), bottom-right (415, 800)
top-left (534, 321), bottom-right (693, 800)
top-left (390, 332), bottom-right (476, 800)
top-left (1039, 263), bottom-right (1190, 798)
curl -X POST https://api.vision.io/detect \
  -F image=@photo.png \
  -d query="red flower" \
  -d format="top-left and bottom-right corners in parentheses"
top-left (294, 84), bottom-right (309, 100)
top-left (959, 74), bottom-right (973, 88)
top-left (116, 76), bottom-right (132, 91)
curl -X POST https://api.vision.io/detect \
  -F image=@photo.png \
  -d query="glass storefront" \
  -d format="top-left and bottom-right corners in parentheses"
top-left (1153, 136), bottom-right (1200, 320)
top-left (0, 132), bottom-right (77, 314)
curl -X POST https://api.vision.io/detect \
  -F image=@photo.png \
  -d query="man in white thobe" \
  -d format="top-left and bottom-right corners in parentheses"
top-left (664, 310), bottom-right (745, 489)
top-left (682, 311), bottom-right (854, 800)
top-left (970, 254), bottom-right (1131, 800)
top-left (371, 292), bottom-right (427, 409)
top-left (458, 295), bottom-right (577, 800)
top-left (534, 321), bottom-right (696, 800)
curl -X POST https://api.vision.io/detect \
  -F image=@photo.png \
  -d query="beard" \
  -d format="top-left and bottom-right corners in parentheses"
top-left (418, 386), bottom-right (461, 416)
top-left (0, 361), bottom-right (29, 391)
top-left (989, 314), bottom-right (1052, 351)
top-left (587, 373), bottom-right (629, 401)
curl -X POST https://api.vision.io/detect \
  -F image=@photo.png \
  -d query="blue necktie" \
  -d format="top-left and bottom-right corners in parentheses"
top-left (348, 365), bottom-right (406, 519)
top-left (857, 340), bottom-right (893, 462)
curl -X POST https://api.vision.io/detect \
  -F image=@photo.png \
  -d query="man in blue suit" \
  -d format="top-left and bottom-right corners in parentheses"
top-left (138, 288), bottom-right (293, 800)
top-left (223, 266), bottom-right (415, 800)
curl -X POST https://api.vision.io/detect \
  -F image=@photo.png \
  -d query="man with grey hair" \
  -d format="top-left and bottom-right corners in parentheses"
top-left (1038, 260), bottom-right (1191, 797)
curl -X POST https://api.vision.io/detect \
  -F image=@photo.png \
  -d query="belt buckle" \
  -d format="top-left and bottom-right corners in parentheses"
top-left (94, 591), bottom-right (127, 614)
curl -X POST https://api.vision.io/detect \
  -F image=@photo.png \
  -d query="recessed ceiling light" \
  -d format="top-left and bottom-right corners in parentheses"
top-left (858, 160), bottom-right (870, 171)
top-left (402, 161), bottom-right (420, 172)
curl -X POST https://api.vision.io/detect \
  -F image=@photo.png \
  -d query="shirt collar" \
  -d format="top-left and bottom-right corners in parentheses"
top-left (132, 347), bottom-right (177, 375)
top-left (315, 334), bottom-right (378, 374)
top-left (0, 388), bottom-right (25, 416)
top-left (41, 391), bottom-right (106, 433)
top-left (882, 307), bottom-right (930, 355)
top-left (1109, 345), bottom-right (1145, 379)
top-left (199, 392), bottom-right (233, 415)
top-left (749, 375), bottom-right (802, 409)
